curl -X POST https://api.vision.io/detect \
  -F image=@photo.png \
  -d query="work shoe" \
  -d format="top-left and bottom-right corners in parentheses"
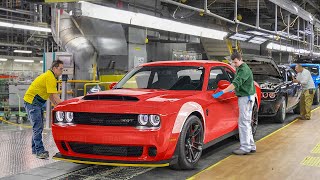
top-left (36, 151), bottom-right (49, 159)
top-left (250, 150), bottom-right (256, 153)
top-left (232, 149), bottom-right (249, 155)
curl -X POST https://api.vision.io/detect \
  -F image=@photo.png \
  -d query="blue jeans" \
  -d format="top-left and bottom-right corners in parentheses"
top-left (24, 101), bottom-right (45, 154)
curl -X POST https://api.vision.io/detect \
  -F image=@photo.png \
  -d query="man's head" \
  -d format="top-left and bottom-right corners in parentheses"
top-left (295, 64), bottom-right (303, 73)
top-left (51, 60), bottom-right (64, 77)
top-left (230, 52), bottom-right (243, 68)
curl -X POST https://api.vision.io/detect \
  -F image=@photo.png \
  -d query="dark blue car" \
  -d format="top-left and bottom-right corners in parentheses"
top-left (289, 63), bottom-right (320, 105)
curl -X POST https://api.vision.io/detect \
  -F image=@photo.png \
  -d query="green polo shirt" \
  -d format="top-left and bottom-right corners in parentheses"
top-left (232, 63), bottom-right (256, 97)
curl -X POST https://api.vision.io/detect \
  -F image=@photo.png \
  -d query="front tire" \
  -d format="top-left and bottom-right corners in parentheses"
top-left (274, 97), bottom-right (286, 123)
top-left (293, 101), bottom-right (300, 114)
top-left (170, 115), bottom-right (204, 170)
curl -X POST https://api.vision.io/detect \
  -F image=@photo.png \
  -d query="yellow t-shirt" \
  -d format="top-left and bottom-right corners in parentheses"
top-left (24, 70), bottom-right (58, 106)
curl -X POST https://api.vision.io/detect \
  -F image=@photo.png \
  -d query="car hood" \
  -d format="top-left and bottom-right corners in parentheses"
top-left (242, 55), bottom-right (282, 78)
top-left (54, 89), bottom-right (197, 114)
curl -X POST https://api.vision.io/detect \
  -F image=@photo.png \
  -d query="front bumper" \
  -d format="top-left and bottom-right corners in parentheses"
top-left (52, 122), bottom-right (179, 163)
top-left (53, 153), bottom-right (175, 167)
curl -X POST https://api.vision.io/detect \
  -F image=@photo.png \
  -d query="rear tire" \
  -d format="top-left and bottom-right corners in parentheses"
top-left (251, 102), bottom-right (259, 136)
top-left (170, 115), bottom-right (204, 170)
top-left (274, 97), bottom-right (286, 123)
top-left (313, 87), bottom-right (320, 105)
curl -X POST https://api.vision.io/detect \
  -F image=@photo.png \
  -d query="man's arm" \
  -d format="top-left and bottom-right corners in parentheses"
top-left (49, 94), bottom-right (62, 106)
top-left (222, 83), bottom-right (235, 93)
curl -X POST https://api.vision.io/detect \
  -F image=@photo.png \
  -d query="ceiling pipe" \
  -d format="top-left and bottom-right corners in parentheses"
top-left (160, 0), bottom-right (235, 24)
top-left (0, 7), bottom-right (36, 16)
top-left (161, 0), bottom-right (314, 46)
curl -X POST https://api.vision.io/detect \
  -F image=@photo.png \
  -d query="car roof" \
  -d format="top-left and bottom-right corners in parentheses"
top-left (290, 63), bottom-right (320, 67)
top-left (141, 60), bottom-right (230, 67)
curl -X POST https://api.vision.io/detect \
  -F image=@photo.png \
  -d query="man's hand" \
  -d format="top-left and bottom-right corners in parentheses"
top-left (212, 91), bottom-right (224, 98)
top-left (292, 77), bottom-right (299, 83)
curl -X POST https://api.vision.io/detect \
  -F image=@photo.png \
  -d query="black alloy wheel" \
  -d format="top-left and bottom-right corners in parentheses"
top-left (251, 102), bottom-right (258, 136)
top-left (170, 115), bottom-right (203, 170)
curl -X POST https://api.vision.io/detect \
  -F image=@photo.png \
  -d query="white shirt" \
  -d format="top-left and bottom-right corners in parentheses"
top-left (296, 68), bottom-right (315, 90)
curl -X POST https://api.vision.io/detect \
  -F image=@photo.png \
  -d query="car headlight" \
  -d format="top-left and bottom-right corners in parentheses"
top-left (55, 111), bottom-right (64, 122)
top-left (65, 112), bottom-right (73, 123)
top-left (138, 114), bottom-right (148, 125)
top-left (150, 115), bottom-right (161, 126)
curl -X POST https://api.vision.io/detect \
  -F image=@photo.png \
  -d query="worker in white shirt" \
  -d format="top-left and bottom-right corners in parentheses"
top-left (293, 64), bottom-right (315, 120)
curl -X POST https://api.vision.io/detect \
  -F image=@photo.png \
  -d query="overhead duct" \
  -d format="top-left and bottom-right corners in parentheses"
top-left (58, 11), bottom-right (95, 80)
top-left (268, 0), bottom-right (317, 23)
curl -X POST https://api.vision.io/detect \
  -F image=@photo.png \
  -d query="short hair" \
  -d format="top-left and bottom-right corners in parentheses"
top-left (50, 60), bottom-right (64, 69)
top-left (296, 64), bottom-right (302, 68)
top-left (231, 51), bottom-right (242, 61)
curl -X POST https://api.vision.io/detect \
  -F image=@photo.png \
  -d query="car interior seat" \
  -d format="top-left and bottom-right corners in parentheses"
top-left (170, 76), bottom-right (195, 90)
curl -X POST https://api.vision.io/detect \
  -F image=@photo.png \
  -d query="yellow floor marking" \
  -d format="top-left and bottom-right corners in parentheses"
top-left (301, 156), bottom-right (320, 167)
top-left (0, 117), bottom-right (32, 128)
top-left (311, 144), bottom-right (320, 154)
top-left (187, 106), bottom-right (320, 180)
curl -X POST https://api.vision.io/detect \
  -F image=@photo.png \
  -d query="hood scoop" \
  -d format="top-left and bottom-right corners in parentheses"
top-left (83, 95), bottom-right (139, 101)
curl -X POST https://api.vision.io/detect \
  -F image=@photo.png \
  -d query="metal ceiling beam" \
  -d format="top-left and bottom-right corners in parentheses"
top-left (0, 7), bottom-right (36, 16)
top-left (268, 0), bottom-right (317, 23)
top-left (0, 42), bottom-right (41, 49)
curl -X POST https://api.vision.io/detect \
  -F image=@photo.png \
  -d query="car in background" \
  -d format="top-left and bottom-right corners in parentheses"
top-left (289, 63), bottom-right (320, 105)
top-left (243, 55), bottom-right (302, 123)
top-left (52, 60), bottom-right (261, 170)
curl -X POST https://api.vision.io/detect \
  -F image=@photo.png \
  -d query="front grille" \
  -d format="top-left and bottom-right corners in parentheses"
top-left (73, 112), bottom-right (138, 126)
top-left (69, 142), bottom-right (143, 157)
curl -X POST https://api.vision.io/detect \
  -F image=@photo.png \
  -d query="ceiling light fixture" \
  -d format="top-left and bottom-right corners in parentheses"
top-left (0, 21), bottom-right (51, 33)
top-left (80, 1), bottom-right (228, 40)
top-left (14, 50), bottom-right (32, 53)
top-left (14, 59), bottom-right (34, 63)
top-left (0, 58), bottom-right (7, 61)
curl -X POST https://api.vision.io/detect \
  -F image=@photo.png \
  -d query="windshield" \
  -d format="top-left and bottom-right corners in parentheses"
top-left (115, 66), bottom-right (204, 90)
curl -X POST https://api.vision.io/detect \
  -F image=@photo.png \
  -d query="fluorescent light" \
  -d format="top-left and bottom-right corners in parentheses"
top-left (0, 21), bottom-right (51, 33)
top-left (229, 36), bottom-right (248, 41)
top-left (246, 31), bottom-right (267, 36)
top-left (14, 50), bottom-right (32, 53)
top-left (249, 37), bottom-right (267, 44)
top-left (40, 61), bottom-right (43, 63)
top-left (80, 1), bottom-right (227, 40)
top-left (14, 59), bottom-right (34, 63)
top-left (0, 58), bottom-right (7, 61)
top-left (249, 40), bottom-right (265, 44)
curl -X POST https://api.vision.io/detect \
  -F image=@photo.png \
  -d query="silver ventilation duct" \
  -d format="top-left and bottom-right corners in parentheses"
top-left (59, 11), bottom-right (95, 80)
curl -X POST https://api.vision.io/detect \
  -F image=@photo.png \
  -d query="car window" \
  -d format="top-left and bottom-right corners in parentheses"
top-left (224, 67), bottom-right (235, 82)
top-left (207, 68), bottom-right (227, 90)
top-left (116, 66), bottom-right (204, 90)
top-left (122, 71), bottom-right (151, 88)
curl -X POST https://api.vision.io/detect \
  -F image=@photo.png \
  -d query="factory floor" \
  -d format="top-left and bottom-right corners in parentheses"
top-left (1, 106), bottom-right (320, 180)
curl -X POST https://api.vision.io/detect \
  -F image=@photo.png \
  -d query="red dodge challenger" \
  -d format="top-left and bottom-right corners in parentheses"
top-left (52, 60), bottom-right (261, 170)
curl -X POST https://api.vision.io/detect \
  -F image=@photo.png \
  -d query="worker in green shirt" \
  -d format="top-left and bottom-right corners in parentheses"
top-left (213, 52), bottom-right (256, 155)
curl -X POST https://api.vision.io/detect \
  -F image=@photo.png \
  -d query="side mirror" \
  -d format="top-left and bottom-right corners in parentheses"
top-left (217, 80), bottom-right (230, 89)
top-left (109, 82), bottom-right (117, 90)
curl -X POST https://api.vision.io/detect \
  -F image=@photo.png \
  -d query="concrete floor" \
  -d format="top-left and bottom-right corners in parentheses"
top-left (0, 106), bottom-right (317, 180)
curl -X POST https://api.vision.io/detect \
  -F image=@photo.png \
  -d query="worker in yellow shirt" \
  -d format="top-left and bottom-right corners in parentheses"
top-left (24, 60), bottom-right (63, 159)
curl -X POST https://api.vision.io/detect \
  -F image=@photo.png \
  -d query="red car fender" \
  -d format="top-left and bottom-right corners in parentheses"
top-left (162, 101), bottom-right (205, 159)
top-left (172, 101), bottom-right (206, 136)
